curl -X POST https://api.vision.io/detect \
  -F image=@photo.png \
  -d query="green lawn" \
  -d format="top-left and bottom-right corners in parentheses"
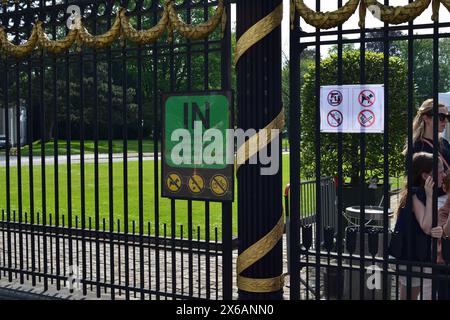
top-left (0, 154), bottom-right (292, 239)
top-left (17, 139), bottom-right (158, 157)
top-left (0, 147), bottom-right (402, 239)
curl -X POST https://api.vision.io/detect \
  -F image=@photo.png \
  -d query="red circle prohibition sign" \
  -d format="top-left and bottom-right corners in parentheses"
top-left (327, 110), bottom-right (343, 127)
top-left (358, 90), bottom-right (376, 107)
top-left (358, 110), bottom-right (376, 127)
top-left (327, 90), bottom-right (343, 107)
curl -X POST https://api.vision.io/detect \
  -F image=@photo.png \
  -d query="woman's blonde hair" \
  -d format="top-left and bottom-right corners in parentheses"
top-left (402, 99), bottom-right (447, 155)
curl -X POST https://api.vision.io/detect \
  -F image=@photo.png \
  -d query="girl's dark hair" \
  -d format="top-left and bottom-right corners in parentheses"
top-left (396, 152), bottom-right (435, 216)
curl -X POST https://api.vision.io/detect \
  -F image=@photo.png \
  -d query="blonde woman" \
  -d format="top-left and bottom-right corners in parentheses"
top-left (403, 99), bottom-right (450, 173)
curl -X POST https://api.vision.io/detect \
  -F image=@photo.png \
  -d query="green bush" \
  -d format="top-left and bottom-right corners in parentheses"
top-left (300, 50), bottom-right (409, 185)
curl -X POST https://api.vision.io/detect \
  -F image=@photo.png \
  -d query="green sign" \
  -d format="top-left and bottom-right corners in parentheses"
top-left (162, 91), bottom-right (233, 202)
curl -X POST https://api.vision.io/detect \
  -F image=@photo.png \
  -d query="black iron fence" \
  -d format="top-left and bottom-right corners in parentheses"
top-left (289, 0), bottom-right (450, 300)
top-left (0, 0), bottom-right (233, 300)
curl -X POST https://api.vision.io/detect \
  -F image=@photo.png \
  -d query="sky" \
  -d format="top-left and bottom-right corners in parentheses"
top-left (230, 0), bottom-right (450, 60)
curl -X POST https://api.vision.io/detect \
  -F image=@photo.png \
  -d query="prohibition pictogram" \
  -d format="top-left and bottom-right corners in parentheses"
top-left (210, 175), bottom-right (229, 197)
top-left (358, 110), bottom-right (376, 127)
top-left (358, 90), bottom-right (376, 107)
top-left (327, 110), bottom-right (343, 127)
top-left (188, 174), bottom-right (205, 194)
top-left (327, 90), bottom-right (343, 106)
top-left (166, 172), bottom-right (182, 193)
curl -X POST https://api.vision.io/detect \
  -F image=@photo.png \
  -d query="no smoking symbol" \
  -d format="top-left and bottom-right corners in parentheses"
top-left (327, 110), bottom-right (343, 127)
top-left (327, 90), bottom-right (343, 106)
top-left (358, 90), bottom-right (375, 107)
top-left (358, 110), bottom-right (376, 127)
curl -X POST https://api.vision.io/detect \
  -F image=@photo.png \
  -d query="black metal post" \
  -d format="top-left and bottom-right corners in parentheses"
top-left (236, 0), bottom-right (283, 300)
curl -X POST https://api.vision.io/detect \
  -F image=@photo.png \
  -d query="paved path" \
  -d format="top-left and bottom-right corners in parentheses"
top-left (0, 153), bottom-right (161, 167)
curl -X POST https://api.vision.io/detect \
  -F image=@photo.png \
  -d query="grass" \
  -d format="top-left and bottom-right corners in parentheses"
top-left (0, 141), bottom-right (403, 240)
top-left (17, 139), bottom-right (158, 157)
top-left (0, 154), bottom-right (292, 239)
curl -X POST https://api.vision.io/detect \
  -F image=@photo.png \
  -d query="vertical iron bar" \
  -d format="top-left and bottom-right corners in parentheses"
top-left (121, 19), bottom-right (130, 301)
top-left (289, 4), bottom-right (301, 301)
top-left (382, 0), bottom-right (391, 300)
top-left (136, 0), bottom-right (145, 301)
top-left (79, 30), bottom-right (87, 296)
top-left (92, 9), bottom-right (101, 298)
top-left (107, 2), bottom-right (115, 300)
top-left (359, 13), bottom-right (367, 302)
top-left (314, 0), bottom-right (322, 300)
top-left (221, 0), bottom-right (232, 300)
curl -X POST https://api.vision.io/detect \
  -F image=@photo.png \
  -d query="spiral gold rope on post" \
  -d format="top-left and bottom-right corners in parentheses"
top-left (235, 3), bottom-right (285, 293)
top-left (234, 3), bottom-right (282, 67)
top-left (237, 216), bottom-right (286, 293)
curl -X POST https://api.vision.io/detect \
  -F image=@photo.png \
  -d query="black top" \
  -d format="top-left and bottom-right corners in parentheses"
top-left (392, 187), bottom-right (432, 262)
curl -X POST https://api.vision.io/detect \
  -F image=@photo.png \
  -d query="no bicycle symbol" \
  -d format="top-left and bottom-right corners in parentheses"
top-left (327, 90), bottom-right (343, 106)
top-left (358, 110), bottom-right (376, 127)
top-left (327, 110), bottom-right (343, 127)
top-left (358, 90), bottom-right (375, 107)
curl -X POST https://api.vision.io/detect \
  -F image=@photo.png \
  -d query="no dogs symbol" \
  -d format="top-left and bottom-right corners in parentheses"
top-left (358, 110), bottom-right (376, 127)
top-left (327, 110), bottom-right (343, 127)
top-left (358, 90), bottom-right (376, 107)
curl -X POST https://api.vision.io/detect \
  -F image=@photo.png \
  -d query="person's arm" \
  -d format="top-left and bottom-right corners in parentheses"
top-left (413, 194), bottom-right (433, 234)
top-left (440, 197), bottom-right (450, 237)
top-left (413, 177), bottom-right (434, 235)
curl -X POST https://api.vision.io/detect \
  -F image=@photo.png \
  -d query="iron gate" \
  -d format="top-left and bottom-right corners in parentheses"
top-left (289, 0), bottom-right (450, 300)
top-left (0, 0), bottom-right (232, 300)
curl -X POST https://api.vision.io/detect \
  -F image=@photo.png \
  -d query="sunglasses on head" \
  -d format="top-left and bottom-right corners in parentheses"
top-left (425, 112), bottom-right (450, 121)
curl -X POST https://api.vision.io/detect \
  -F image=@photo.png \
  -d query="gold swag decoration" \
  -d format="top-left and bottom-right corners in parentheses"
top-left (167, 0), bottom-right (226, 41)
top-left (359, 0), bottom-right (431, 28)
top-left (36, 22), bottom-right (78, 55)
top-left (292, 0), bottom-right (443, 29)
top-left (292, 0), bottom-right (360, 30)
top-left (0, 24), bottom-right (38, 59)
top-left (120, 7), bottom-right (169, 44)
top-left (0, 0), bottom-right (225, 59)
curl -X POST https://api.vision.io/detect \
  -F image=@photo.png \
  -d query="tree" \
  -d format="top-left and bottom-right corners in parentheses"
top-left (281, 47), bottom-right (315, 132)
top-left (397, 38), bottom-right (450, 106)
top-left (366, 30), bottom-right (404, 56)
top-left (300, 50), bottom-right (409, 185)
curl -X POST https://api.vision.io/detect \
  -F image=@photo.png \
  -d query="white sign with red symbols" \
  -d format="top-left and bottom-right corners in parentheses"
top-left (320, 84), bottom-right (384, 133)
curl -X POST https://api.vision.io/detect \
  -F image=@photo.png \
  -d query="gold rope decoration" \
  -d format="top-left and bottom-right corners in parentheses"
top-left (77, 10), bottom-right (122, 50)
top-left (167, 0), bottom-right (224, 41)
top-left (234, 3), bottom-right (285, 293)
top-left (120, 7), bottom-right (169, 44)
top-left (432, 0), bottom-right (441, 21)
top-left (234, 3), bottom-right (283, 66)
top-left (0, 4), bottom-right (225, 58)
top-left (293, 0), bottom-right (360, 30)
top-left (0, 24), bottom-right (38, 59)
top-left (36, 22), bottom-right (78, 55)
top-left (236, 109), bottom-right (284, 172)
top-left (237, 215), bottom-right (286, 293)
top-left (433, 0), bottom-right (450, 21)
top-left (360, 0), bottom-right (431, 28)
